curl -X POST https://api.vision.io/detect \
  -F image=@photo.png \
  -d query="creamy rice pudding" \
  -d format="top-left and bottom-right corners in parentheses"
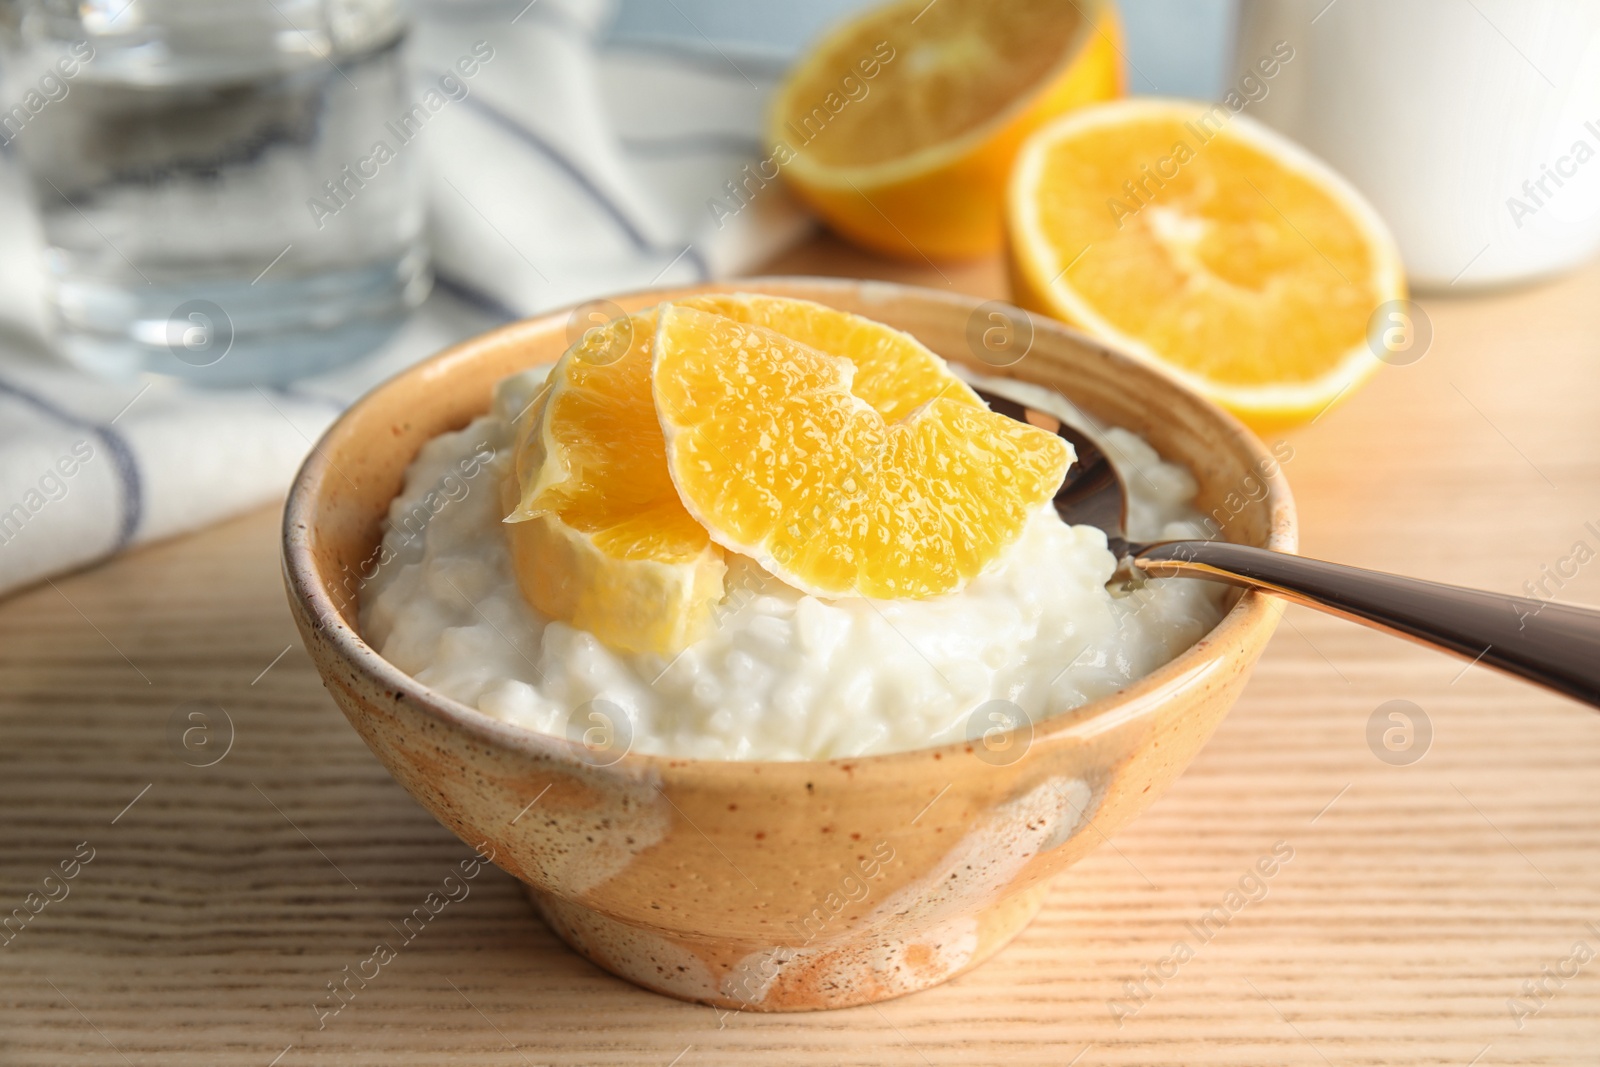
top-left (360, 366), bottom-right (1226, 760)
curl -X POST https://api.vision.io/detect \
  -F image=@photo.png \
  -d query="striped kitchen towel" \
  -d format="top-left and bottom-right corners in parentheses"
top-left (0, 0), bottom-right (810, 598)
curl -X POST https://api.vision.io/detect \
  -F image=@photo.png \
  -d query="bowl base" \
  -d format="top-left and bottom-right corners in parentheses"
top-left (525, 880), bottom-right (1051, 1012)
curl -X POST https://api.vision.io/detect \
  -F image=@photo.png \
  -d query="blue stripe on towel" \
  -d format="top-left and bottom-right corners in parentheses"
top-left (620, 131), bottom-right (765, 158)
top-left (0, 375), bottom-right (144, 551)
top-left (681, 244), bottom-right (711, 281)
top-left (457, 93), bottom-right (657, 252)
top-left (433, 272), bottom-right (521, 323)
top-left (95, 431), bottom-right (142, 551)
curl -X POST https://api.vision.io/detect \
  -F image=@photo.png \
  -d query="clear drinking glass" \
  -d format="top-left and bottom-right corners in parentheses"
top-left (0, 0), bottom-right (430, 384)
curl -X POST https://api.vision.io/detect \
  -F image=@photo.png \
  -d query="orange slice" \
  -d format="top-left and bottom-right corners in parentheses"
top-left (676, 292), bottom-right (983, 420)
top-left (1007, 98), bottom-right (1406, 428)
top-left (505, 293), bottom-right (1007, 654)
top-left (652, 304), bottom-right (1073, 599)
top-left (770, 0), bottom-right (1123, 260)
top-left (502, 310), bottom-right (727, 656)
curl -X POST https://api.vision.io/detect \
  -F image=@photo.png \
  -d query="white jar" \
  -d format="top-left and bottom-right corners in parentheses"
top-left (1234, 0), bottom-right (1600, 289)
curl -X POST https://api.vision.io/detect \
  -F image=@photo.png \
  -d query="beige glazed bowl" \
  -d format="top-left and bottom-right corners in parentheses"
top-left (282, 277), bottom-right (1297, 1012)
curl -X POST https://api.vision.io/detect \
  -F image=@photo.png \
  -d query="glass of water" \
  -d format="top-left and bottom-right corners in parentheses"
top-left (0, 0), bottom-right (430, 384)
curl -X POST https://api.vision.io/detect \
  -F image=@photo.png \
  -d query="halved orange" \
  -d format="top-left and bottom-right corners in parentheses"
top-left (1007, 98), bottom-right (1406, 428)
top-left (770, 0), bottom-right (1124, 261)
top-left (652, 304), bottom-right (1073, 599)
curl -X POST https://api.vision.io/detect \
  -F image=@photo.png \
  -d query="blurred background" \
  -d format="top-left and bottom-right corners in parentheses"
top-left (0, 0), bottom-right (1237, 377)
top-left (607, 0), bottom-right (1235, 91)
top-left (1, 0), bottom-right (1596, 595)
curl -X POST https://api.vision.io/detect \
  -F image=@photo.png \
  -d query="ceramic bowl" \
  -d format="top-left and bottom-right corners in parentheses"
top-left (282, 277), bottom-right (1296, 1011)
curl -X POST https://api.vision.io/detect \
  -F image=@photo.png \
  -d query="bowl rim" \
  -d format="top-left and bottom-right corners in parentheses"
top-left (283, 275), bottom-right (1297, 783)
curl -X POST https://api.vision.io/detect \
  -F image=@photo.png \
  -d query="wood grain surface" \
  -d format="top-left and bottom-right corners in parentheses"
top-left (4, 236), bottom-right (1600, 1065)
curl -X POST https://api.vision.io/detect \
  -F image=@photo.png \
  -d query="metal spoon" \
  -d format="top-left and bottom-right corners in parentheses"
top-left (977, 388), bottom-right (1600, 708)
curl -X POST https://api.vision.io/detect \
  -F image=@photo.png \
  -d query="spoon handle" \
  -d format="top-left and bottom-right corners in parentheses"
top-left (1136, 540), bottom-right (1600, 707)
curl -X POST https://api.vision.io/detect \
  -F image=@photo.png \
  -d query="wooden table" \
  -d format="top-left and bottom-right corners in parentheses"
top-left (5, 236), bottom-right (1600, 1066)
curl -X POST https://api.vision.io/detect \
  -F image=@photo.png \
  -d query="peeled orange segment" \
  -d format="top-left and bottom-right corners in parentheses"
top-left (652, 305), bottom-right (1073, 599)
top-left (770, 0), bottom-right (1123, 260)
top-left (503, 310), bottom-right (727, 656)
top-left (674, 292), bottom-right (983, 420)
top-left (1007, 98), bottom-right (1406, 428)
top-left (503, 293), bottom-right (986, 654)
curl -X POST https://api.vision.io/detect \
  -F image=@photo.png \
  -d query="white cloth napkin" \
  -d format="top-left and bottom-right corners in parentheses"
top-left (0, 0), bottom-right (810, 598)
